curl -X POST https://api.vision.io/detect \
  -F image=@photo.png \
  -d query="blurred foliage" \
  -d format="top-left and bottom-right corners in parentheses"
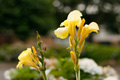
top-left (10, 66), bottom-right (40, 80)
top-left (0, 44), bottom-right (25, 61)
top-left (50, 58), bottom-right (75, 80)
top-left (46, 47), bottom-right (70, 58)
top-left (0, 0), bottom-right (120, 40)
top-left (47, 43), bottom-right (120, 63)
top-left (0, 0), bottom-right (56, 39)
top-left (82, 43), bottom-right (120, 62)
top-left (50, 58), bottom-right (102, 80)
top-left (8, 59), bottom-right (100, 80)
top-left (0, 43), bottom-right (120, 62)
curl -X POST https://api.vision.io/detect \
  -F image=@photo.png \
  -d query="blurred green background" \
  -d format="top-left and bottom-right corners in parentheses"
top-left (0, 0), bottom-right (120, 80)
top-left (0, 0), bottom-right (120, 40)
top-left (0, 0), bottom-right (120, 61)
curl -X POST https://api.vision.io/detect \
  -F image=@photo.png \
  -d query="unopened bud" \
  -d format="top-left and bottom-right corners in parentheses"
top-left (32, 46), bottom-right (38, 57)
top-left (36, 31), bottom-right (41, 40)
top-left (37, 41), bottom-right (41, 48)
top-left (70, 51), bottom-right (76, 67)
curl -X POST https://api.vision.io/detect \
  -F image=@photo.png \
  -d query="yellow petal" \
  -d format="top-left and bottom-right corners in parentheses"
top-left (60, 22), bottom-right (64, 27)
top-left (67, 10), bottom-right (82, 27)
top-left (32, 46), bottom-right (39, 63)
top-left (60, 20), bottom-right (68, 27)
top-left (79, 22), bottom-right (99, 46)
top-left (16, 61), bottom-right (23, 69)
top-left (78, 18), bottom-right (85, 37)
top-left (68, 23), bottom-right (74, 39)
top-left (67, 10), bottom-right (82, 21)
top-left (79, 40), bottom-right (85, 53)
top-left (77, 18), bottom-right (82, 27)
top-left (18, 48), bottom-right (32, 62)
top-left (69, 36), bottom-right (72, 48)
top-left (88, 22), bottom-right (99, 33)
top-left (68, 21), bottom-right (78, 39)
top-left (69, 36), bottom-right (75, 48)
top-left (70, 51), bottom-right (76, 67)
top-left (54, 27), bottom-right (69, 39)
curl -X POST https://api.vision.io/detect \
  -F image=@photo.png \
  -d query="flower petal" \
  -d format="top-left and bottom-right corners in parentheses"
top-left (16, 61), bottom-right (23, 69)
top-left (54, 27), bottom-right (69, 39)
top-left (79, 22), bottom-right (99, 46)
top-left (77, 18), bottom-right (82, 27)
top-left (67, 10), bottom-right (82, 21)
top-left (67, 10), bottom-right (82, 27)
top-left (69, 36), bottom-right (75, 48)
top-left (88, 22), bottom-right (99, 33)
top-left (32, 46), bottom-right (37, 57)
top-left (18, 48), bottom-right (32, 62)
top-left (60, 20), bottom-right (68, 27)
top-left (78, 18), bottom-right (85, 37)
top-left (32, 46), bottom-right (39, 63)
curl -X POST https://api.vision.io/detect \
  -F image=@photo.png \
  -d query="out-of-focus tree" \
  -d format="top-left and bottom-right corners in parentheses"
top-left (0, 0), bottom-right (56, 39)
top-left (53, 0), bottom-right (120, 34)
top-left (0, 0), bottom-right (120, 40)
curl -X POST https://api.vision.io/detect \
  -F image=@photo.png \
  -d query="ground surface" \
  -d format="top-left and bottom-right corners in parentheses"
top-left (0, 62), bottom-right (17, 80)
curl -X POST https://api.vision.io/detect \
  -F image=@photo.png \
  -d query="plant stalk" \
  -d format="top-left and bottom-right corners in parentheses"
top-left (41, 71), bottom-right (48, 80)
top-left (74, 38), bottom-right (80, 80)
top-left (75, 55), bottom-right (80, 80)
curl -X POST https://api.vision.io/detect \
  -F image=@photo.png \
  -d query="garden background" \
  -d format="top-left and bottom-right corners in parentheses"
top-left (0, 0), bottom-right (120, 80)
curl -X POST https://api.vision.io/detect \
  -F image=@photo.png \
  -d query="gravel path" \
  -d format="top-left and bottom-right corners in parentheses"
top-left (0, 62), bottom-right (17, 80)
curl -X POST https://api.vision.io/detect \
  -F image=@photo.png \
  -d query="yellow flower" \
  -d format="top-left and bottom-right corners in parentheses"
top-left (70, 51), bottom-right (76, 67)
top-left (79, 22), bottom-right (99, 46)
top-left (16, 48), bottom-right (39, 70)
top-left (54, 10), bottom-right (82, 39)
top-left (54, 10), bottom-right (99, 54)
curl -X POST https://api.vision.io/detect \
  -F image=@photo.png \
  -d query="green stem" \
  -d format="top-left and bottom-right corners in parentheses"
top-left (76, 69), bottom-right (80, 80)
top-left (41, 71), bottom-right (48, 80)
top-left (75, 56), bottom-right (80, 80)
top-left (74, 38), bottom-right (80, 80)
top-left (40, 52), bottom-right (47, 80)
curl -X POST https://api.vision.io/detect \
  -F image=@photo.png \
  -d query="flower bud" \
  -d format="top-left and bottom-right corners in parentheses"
top-left (36, 31), bottom-right (41, 40)
top-left (70, 51), bottom-right (76, 67)
top-left (37, 41), bottom-right (41, 48)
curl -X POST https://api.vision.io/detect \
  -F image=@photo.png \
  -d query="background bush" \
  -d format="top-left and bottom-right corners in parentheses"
top-left (0, 0), bottom-right (57, 39)
top-left (0, 0), bottom-right (120, 40)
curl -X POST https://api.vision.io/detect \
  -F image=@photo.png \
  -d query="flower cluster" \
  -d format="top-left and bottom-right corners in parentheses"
top-left (54, 10), bottom-right (99, 50)
top-left (54, 10), bottom-right (99, 66)
top-left (78, 58), bottom-right (119, 80)
top-left (79, 58), bottom-right (103, 75)
top-left (16, 32), bottom-right (48, 80)
top-left (54, 10), bottom-right (99, 80)
top-left (103, 66), bottom-right (119, 79)
top-left (103, 76), bottom-right (118, 80)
